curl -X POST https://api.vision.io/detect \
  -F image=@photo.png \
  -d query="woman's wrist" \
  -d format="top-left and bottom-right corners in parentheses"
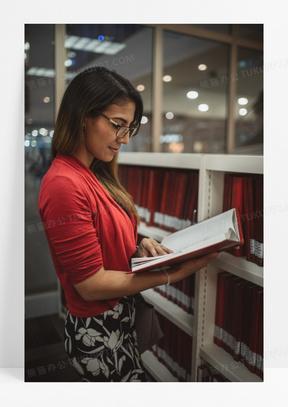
top-left (161, 268), bottom-right (170, 285)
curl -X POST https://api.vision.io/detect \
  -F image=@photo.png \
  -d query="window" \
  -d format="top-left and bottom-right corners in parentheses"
top-left (234, 47), bottom-right (263, 153)
top-left (25, 24), bottom-right (57, 294)
top-left (65, 24), bottom-right (153, 152)
top-left (162, 30), bottom-right (229, 153)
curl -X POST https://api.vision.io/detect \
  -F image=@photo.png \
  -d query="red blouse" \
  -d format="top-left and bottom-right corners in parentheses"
top-left (38, 154), bottom-right (138, 317)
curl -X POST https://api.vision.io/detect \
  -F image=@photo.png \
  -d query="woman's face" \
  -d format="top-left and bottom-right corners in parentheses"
top-left (83, 99), bottom-right (136, 163)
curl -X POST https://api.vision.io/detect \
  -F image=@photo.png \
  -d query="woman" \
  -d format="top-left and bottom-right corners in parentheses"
top-left (38, 66), bottom-right (217, 382)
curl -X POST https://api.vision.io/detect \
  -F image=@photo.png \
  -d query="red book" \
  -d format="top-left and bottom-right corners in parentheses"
top-left (223, 275), bottom-right (238, 355)
top-left (248, 175), bottom-right (263, 266)
top-left (214, 272), bottom-right (228, 348)
top-left (246, 287), bottom-right (263, 376)
top-left (231, 278), bottom-right (245, 361)
top-left (240, 283), bottom-right (254, 366)
top-left (174, 172), bottom-right (189, 228)
top-left (256, 289), bottom-right (263, 379)
top-left (230, 176), bottom-right (245, 257)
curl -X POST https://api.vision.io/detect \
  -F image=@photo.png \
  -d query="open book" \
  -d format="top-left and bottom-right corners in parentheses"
top-left (132, 208), bottom-right (244, 272)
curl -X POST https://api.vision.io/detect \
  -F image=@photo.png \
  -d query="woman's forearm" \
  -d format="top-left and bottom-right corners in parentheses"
top-left (75, 267), bottom-right (168, 301)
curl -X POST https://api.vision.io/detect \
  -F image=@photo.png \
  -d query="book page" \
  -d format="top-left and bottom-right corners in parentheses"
top-left (161, 208), bottom-right (237, 252)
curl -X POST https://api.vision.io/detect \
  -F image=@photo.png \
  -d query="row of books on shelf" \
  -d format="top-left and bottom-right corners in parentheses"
top-left (197, 360), bottom-right (230, 382)
top-left (119, 165), bottom-right (199, 231)
top-left (152, 312), bottom-right (192, 381)
top-left (223, 173), bottom-right (263, 266)
top-left (120, 165), bottom-right (263, 267)
top-left (154, 275), bottom-right (195, 315)
top-left (214, 271), bottom-right (263, 379)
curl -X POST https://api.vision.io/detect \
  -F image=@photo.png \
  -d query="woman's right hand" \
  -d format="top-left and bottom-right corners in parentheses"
top-left (166, 252), bottom-right (219, 284)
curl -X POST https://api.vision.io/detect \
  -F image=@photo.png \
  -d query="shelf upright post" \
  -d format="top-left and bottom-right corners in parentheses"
top-left (191, 156), bottom-right (225, 381)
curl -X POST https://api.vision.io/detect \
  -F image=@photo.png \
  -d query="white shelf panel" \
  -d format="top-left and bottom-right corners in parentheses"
top-left (141, 350), bottom-right (178, 382)
top-left (138, 222), bottom-right (171, 241)
top-left (213, 252), bottom-right (263, 287)
top-left (205, 154), bottom-right (263, 174)
top-left (118, 152), bottom-right (263, 174)
top-left (200, 343), bottom-right (262, 382)
top-left (118, 152), bottom-right (202, 170)
top-left (141, 289), bottom-right (194, 336)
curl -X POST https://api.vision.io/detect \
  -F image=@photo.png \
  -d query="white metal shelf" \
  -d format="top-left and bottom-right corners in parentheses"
top-left (141, 350), bottom-right (178, 382)
top-left (141, 288), bottom-right (194, 337)
top-left (119, 152), bottom-right (263, 174)
top-left (200, 343), bottom-right (262, 382)
top-left (204, 154), bottom-right (263, 174)
top-left (212, 252), bottom-right (263, 287)
top-left (118, 152), bottom-right (202, 170)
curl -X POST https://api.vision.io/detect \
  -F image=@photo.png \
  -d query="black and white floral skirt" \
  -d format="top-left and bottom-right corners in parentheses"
top-left (64, 295), bottom-right (147, 382)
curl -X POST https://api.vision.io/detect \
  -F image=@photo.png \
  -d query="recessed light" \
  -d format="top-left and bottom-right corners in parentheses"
top-left (198, 64), bottom-right (207, 71)
top-left (165, 112), bottom-right (174, 120)
top-left (198, 104), bottom-right (209, 112)
top-left (141, 116), bottom-right (148, 124)
top-left (163, 75), bottom-right (172, 82)
top-left (137, 84), bottom-right (145, 92)
top-left (239, 108), bottom-right (248, 116)
top-left (238, 97), bottom-right (249, 106)
top-left (186, 90), bottom-right (199, 100)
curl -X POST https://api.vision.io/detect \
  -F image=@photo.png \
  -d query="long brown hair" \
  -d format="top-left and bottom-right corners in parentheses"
top-left (52, 66), bottom-right (142, 224)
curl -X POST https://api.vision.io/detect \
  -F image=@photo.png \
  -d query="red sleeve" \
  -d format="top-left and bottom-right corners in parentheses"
top-left (39, 175), bottom-right (104, 285)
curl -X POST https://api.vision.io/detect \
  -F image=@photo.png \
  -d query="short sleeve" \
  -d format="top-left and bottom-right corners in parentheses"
top-left (39, 175), bottom-right (103, 285)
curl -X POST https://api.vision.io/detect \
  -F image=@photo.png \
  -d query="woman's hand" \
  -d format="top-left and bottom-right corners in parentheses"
top-left (136, 237), bottom-right (174, 257)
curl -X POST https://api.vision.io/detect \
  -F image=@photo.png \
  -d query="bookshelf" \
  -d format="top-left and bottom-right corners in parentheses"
top-left (141, 350), bottom-right (179, 382)
top-left (118, 152), bottom-right (263, 382)
top-left (199, 343), bottom-right (261, 382)
top-left (141, 288), bottom-right (194, 336)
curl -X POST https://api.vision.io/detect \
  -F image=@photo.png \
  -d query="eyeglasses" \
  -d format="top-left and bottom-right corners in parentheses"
top-left (99, 113), bottom-right (139, 139)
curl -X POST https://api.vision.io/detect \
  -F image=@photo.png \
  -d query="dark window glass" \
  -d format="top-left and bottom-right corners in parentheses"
top-left (235, 24), bottom-right (263, 42)
top-left (162, 30), bottom-right (229, 153)
top-left (235, 47), bottom-right (263, 153)
top-left (25, 24), bottom-right (57, 295)
top-left (193, 24), bottom-right (232, 34)
top-left (65, 24), bottom-right (153, 152)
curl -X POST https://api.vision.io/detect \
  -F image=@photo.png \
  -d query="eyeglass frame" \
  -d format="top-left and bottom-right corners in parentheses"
top-left (98, 113), bottom-right (139, 139)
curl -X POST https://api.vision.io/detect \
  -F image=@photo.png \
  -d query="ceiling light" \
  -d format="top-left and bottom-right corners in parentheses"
top-left (73, 38), bottom-right (91, 50)
top-left (141, 116), bottom-right (148, 124)
top-left (39, 128), bottom-right (48, 136)
top-left (136, 84), bottom-right (145, 92)
top-left (94, 41), bottom-right (112, 53)
top-left (83, 39), bottom-right (100, 51)
top-left (65, 36), bottom-right (79, 49)
top-left (163, 75), bottom-right (172, 82)
top-left (65, 35), bottom-right (126, 55)
top-left (165, 112), bottom-right (174, 120)
top-left (193, 141), bottom-right (204, 152)
top-left (198, 64), bottom-right (207, 71)
top-left (186, 90), bottom-right (199, 99)
top-left (239, 108), bottom-right (248, 116)
top-left (238, 97), bottom-right (249, 106)
top-left (43, 96), bottom-right (50, 104)
top-left (198, 104), bottom-right (209, 112)
top-left (64, 59), bottom-right (73, 67)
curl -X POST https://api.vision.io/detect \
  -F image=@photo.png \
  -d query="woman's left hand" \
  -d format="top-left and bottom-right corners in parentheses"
top-left (136, 238), bottom-right (174, 257)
